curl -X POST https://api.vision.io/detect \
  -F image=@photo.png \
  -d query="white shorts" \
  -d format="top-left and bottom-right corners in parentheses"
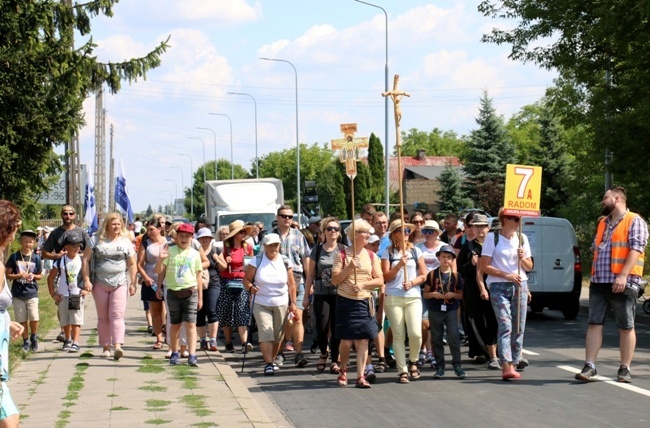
top-left (13, 298), bottom-right (39, 323)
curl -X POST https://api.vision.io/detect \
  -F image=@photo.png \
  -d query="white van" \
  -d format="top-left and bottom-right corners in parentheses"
top-left (521, 217), bottom-right (582, 319)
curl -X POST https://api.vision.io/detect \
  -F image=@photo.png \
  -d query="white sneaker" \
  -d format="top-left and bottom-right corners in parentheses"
top-left (114, 348), bottom-right (124, 361)
top-left (101, 350), bottom-right (111, 358)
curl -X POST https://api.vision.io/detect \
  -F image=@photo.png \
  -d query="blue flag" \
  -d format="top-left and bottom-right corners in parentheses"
top-left (115, 159), bottom-right (134, 223)
top-left (84, 167), bottom-right (99, 235)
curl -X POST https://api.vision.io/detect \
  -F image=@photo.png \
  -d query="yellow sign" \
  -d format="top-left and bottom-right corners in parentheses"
top-left (503, 164), bottom-right (542, 217)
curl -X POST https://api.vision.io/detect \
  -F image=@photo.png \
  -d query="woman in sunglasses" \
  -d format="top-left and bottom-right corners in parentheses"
top-left (381, 219), bottom-right (428, 383)
top-left (479, 208), bottom-right (533, 380)
top-left (303, 217), bottom-right (346, 373)
top-left (408, 212), bottom-right (426, 245)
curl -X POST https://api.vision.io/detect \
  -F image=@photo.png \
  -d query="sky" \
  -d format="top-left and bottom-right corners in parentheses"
top-left (75, 0), bottom-right (556, 213)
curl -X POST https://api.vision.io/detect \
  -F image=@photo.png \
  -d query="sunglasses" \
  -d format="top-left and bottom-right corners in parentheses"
top-left (278, 214), bottom-right (293, 220)
top-left (62, 212), bottom-right (75, 216)
top-left (422, 229), bottom-right (437, 235)
top-left (396, 228), bottom-right (412, 235)
top-left (505, 216), bottom-right (520, 223)
top-left (325, 226), bottom-right (340, 232)
top-left (412, 220), bottom-right (424, 225)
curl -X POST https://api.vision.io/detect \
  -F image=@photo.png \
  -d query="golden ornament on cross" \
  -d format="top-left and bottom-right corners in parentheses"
top-left (331, 123), bottom-right (369, 178)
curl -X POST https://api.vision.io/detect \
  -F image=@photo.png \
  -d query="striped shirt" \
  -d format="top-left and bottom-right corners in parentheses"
top-left (332, 248), bottom-right (383, 300)
top-left (592, 211), bottom-right (648, 284)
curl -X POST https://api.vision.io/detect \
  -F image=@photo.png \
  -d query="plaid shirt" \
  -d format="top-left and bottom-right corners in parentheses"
top-left (592, 210), bottom-right (649, 284)
top-left (272, 227), bottom-right (310, 274)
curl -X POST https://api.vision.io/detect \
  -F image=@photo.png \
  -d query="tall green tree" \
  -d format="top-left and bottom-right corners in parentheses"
top-left (186, 160), bottom-right (249, 219)
top-left (0, 1), bottom-right (169, 206)
top-left (436, 164), bottom-right (472, 213)
top-left (367, 133), bottom-right (385, 203)
top-left (400, 128), bottom-right (466, 158)
top-left (463, 91), bottom-right (516, 214)
top-left (145, 204), bottom-right (153, 217)
top-left (337, 161), bottom-right (372, 219)
top-left (316, 161), bottom-right (346, 219)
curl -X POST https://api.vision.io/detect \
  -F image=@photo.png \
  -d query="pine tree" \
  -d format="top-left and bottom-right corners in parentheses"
top-left (463, 91), bottom-right (516, 214)
top-left (337, 161), bottom-right (372, 219)
top-left (145, 204), bottom-right (153, 217)
top-left (367, 133), bottom-right (384, 202)
top-left (317, 161), bottom-right (346, 219)
top-left (436, 164), bottom-right (472, 213)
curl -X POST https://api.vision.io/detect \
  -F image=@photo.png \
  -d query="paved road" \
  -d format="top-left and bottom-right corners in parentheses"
top-left (224, 308), bottom-right (650, 428)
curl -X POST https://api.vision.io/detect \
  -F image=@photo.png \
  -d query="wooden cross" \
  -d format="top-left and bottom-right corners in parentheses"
top-left (331, 123), bottom-right (368, 178)
top-left (382, 74), bottom-right (410, 147)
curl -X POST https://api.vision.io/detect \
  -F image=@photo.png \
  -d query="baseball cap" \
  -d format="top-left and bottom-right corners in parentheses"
top-left (195, 228), bottom-right (213, 240)
top-left (262, 233), bottom-right (281, 246)
top-left (367, 234), bottom-right (380, 244)
top-left (63, 232), bottom-right (83, 246)
top-left (177, 223), bottom-right (194, 234)
top-left (20, 230), bottom-right (37, 238)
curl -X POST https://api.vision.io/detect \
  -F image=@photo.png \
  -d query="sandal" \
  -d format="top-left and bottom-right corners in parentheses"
top-left (375, 361), bottom-right (387, 373)
top-left (317, 353), bottom-right (328, 372)
top-left (337, 370), bottom-right (348, 386)
top-left (330, 362), bottom-right (341, 374)
top-left (355, 376), bottom-right (371, 389)
top-left (152, 341), bottom-right (163, 350)
top-left (409, 362), bottom-right (421, 380)
top-left (398, 372), bottom-right (410, 384)
top-left (264, 363), bottom-right (275, 376)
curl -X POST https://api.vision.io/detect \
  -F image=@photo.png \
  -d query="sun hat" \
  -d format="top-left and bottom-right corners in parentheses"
top-left (435, 244), bottom-right (457, 259)
top-left (422, 220), bottom-right (441, 234)
top-left (388, 219), bottom-right (415, 234)
top-left (224, 220), bottom-right (256, 241)
top-left (195, 228), bottom-right (213, 240)
top-left (471, 214), bottom-right (490, 226)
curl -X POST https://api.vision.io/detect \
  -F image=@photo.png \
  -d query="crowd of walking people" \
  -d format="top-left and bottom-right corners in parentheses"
top-left (0, 184), bottom-right (645, 425)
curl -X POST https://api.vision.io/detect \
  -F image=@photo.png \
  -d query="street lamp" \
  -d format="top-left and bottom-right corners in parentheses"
top-left (178, 153), bottom-right (194, 217)
top-left (259, 57), bottom-right (301, 220)
top-left (208, 113), bottom-right (234, 179)
top-left (164, 179), bottom-right (178, 215)
top-left (187, 137), bottom-right (207, 184)
top-left (354, 0), bottom-right (390, 214)
top-left (162, 190), bottom-right (173, 215)
top-left (228, 92), bottom-right (259, 178)
top-left (196, 127), bottom-right (218, 180)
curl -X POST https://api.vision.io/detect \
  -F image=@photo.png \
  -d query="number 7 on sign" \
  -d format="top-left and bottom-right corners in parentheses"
top-left (515, 167), bottom-right (534, 198)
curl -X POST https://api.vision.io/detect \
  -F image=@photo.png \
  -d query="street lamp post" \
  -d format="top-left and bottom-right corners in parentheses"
top-left (164, 179), bottom-right (178, 214)
top-left (187, 137), bottom-right (207, 184)
top-left (208, 113), bottom-right (234, 180)
top-left (162, 191), bottom-right (173, 215)
top-left (227, 92), bottom-right (259, 178)
top-left (354, 0), bottom-right (389, 214)
top-left (178, 154), bottom-right (194, 217)
top-left (196, 127), bottom-right (218, 180)
top-left (259, 57), bottom-right (301, 220)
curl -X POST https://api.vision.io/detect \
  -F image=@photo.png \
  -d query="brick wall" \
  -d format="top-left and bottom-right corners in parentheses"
top-left (404, 179), bottom-right (441, 212)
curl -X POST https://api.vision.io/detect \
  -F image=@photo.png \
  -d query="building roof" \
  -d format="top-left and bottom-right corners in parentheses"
top-left (389, 155), bottom-right (461, 188)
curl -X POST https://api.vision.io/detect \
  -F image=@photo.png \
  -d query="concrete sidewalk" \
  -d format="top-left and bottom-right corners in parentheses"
top-left (10, 293), bottom-right (292, 428)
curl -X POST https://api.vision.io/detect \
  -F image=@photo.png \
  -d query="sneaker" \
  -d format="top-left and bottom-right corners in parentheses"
top-left (285, 341), bottom-right (294, 352)
top-left (169, 352), bottom-right (181, 366)
top-left (502, 367), bottom-right (521, 380)
top-left (475, 355), bottom-right (488, 364)
top-left (272, 362), bottom-right (280, 372)
top-left (386, 352), bottom-right (397, 369)
top-left (22, 339), bottom-right (30, 353)
top-left (516, 358), bottom-right (529, 371)
top-left (294, 353), bottom-right (308, 367)
top-left (225, 342), bottom-right (235, 353)
top-left (56, 331), bottom-right (66, 343)
top-left (188, 355), bottom-right (198, 367)
top-left (274, 353), bottom-right (285, 367)
top-left (62, 340), bottom-right (72, 351)
top-left (617, 365), bottom-right (632, 383)
top-left (30, 337), bottom-right (39, 353)
top-left (310, 341), bottom-right (318, 354)
top-left (68, 343), bottom-right (80, 353)
top-left (453, 366), bottom-right (466, 379)
top-left (181, 350), bottom-right (190, 358)
top-left (114, 348), bottom-right (123, 361)
top-left (209, 339), bottom-right (218, 351)
top-left (147, 325), bottom-right (154, 335)
top-left (575, 364), bottom-right (598, 382)
top-left (488, 358), bottom-right (501, 370)
top-left (200, 339), bottom-right (208, 351)
top-left (433, 367), bottom-right (445, 379)
top-left (101, 350), bottom-right (111, 358)
top-left (246, 342), bottom-right (253, 353)
top-left (364, 367), bottom-right (377, 383)
top-left (264, 363), bottom-right (275, 375)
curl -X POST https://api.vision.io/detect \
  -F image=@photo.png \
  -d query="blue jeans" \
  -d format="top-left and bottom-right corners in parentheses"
top-left (489, 281), bottom-right (527, 365)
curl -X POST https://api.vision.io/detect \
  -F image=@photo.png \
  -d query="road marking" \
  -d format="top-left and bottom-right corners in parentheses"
top-left (557, 365), bottom-right (650, 398)
top-left (522, 349), bottom-right (540, 356)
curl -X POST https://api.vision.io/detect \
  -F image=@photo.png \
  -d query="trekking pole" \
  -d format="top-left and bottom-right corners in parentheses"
top-left (241, 293), bottom-right (256, 373)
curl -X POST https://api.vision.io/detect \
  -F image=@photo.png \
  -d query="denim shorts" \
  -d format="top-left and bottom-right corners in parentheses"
top-left (166, 288), bottom-right (198, 324)
top-left (588, 282), bottom-right (636, 329)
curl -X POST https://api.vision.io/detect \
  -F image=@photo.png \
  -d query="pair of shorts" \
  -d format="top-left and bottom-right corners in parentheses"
top-left (166, 288), bottom-right (198, 324)
top-left (13, 298), bottom-right (39, 323)
top-left (588, 282), bottom-right (636, 329)
top-left (253, 303), bottom-right (288, 343)
top-left (0, 382), bottom-right (19, 420)
top-left (295, 279), bottom-right (305, 311)
top-left (58, 296), bottom-right (85, 326)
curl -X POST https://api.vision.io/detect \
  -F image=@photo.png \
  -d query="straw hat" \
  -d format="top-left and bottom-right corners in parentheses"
top-left (388, 219), bottom-right (415, 234)
top-left (224, 220), bottom-right (256, 241)
top-left (422, 220), bottom-right (441, 234)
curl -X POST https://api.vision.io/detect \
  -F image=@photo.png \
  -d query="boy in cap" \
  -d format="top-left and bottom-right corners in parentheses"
top-left (423, 244), bottom-right (465, 379)
top-left (47, 233), bottom-right (88, 352)
top-left (6, 230), bottom-right (43, 352)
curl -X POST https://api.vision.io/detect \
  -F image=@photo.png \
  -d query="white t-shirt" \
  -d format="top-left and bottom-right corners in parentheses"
top-left (56, 254), bottom-right (83, 296)
top-left (248, 253), bottom-right (290, 307)
top-left (90, 236), bottom-right (135, 286)
top-left (481, 232), bottom-right (531, 285)
top-left (380, 246), bottom-right (422, 298)
top-left (417, 240), bottom-right (445, 272)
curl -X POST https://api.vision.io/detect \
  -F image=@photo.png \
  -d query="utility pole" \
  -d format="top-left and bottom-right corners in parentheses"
top-left (94, 89), bottom-right (107, 218)
top-left (108, 124), bottom-right (115, 212)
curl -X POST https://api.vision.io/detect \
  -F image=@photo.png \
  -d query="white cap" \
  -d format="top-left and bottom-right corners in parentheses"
top-left (367, 234), bottom-right (380, 244)
top-left (262, 233), bottom-right (281, 246)
top-left (195, 228), bottom-right (213, 240)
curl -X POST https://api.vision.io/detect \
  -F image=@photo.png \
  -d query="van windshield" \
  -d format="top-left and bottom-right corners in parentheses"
top-left (218, 213), bottom-right (276, 230)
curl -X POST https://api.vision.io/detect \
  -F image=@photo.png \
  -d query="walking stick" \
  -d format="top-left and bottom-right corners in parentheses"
top-left (383, 75), bottom-right (410, 280)
top-left (241, 293), bottom-right (256, 373)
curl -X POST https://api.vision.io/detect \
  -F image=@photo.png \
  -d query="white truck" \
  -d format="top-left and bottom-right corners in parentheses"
top-left (205, 178), bottom-right (283, 231)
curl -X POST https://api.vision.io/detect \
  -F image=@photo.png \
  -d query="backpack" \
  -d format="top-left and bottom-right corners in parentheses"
top-left (387, 246), bottom-right (418, 267)
top-left (339, 248), bottom-right (376, 276)
top-left (493, 231), bottom-right (523, 247)
top-left (250, 252), bottom-right (290, 285)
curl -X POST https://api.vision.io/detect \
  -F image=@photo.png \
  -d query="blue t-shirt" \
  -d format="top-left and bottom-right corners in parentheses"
top-left (424, 268), bottom-right (463, 311)
top-left (6, 251), bottom-right (41, 299)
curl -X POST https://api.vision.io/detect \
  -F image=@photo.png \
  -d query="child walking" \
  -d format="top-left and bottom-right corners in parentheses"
top-left (47, 233), bottom-right (88, 352)
top-left (6, 230), bottom-right (42, 353)
top-left (423, 244), bottom-right (465, 379)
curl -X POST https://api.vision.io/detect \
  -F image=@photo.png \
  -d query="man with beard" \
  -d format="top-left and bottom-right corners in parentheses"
top-left (575, 187), bottom-right (648, 383)
top-left (42, 206), bottom-right (91, 342)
